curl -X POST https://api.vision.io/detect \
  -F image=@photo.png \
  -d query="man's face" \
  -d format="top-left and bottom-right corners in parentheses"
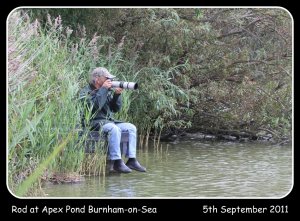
top-left (95, 76), bottom-right (112, 89)
top-left (96, 75), bottom-right (110, 88)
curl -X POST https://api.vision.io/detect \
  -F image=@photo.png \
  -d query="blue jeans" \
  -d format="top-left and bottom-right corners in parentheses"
top-left (102, 122), bottom-right (137, 160)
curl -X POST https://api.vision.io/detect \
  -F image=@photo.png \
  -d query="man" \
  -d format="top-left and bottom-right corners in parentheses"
top-left (79, 67), bottom-right (146, 173)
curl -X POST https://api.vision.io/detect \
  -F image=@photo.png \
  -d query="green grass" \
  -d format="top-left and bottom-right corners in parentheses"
top-left (16, 132), bottom-right (74, 197)
top-left (7, 10), bottom-right (193, 196)
top-left (7, 11), bottom-right (110, 196)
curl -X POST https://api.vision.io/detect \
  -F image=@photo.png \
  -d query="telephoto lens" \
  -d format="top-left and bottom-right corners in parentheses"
top-left (111, 81), bottom-right (138, 90)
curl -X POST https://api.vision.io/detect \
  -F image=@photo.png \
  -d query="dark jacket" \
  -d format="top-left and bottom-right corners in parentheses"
top-left (79, 83), bottom-right (123, 129)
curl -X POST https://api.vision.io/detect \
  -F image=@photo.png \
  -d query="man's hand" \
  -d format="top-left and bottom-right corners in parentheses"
top-left (102, 79), bottom-right (112, 89)
top-left (114, 88), bottom-right (123, 94)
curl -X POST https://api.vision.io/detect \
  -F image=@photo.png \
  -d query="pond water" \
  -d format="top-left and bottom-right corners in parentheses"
top-left (43, 140), bottom-right (293, 198)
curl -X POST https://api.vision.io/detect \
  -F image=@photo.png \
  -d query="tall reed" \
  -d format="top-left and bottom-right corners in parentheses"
top-left (7, 11), bottom-right (127, 196)
top-left (8, 9), bottom-right (191, 196)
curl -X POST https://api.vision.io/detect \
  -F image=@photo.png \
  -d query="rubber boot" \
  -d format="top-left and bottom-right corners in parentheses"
top-left (107, 160), bottom-right (116, 173)
top-left (113, 159), bottom-right (132, 173)
top-left (126, 158), bottom-right (146, 172)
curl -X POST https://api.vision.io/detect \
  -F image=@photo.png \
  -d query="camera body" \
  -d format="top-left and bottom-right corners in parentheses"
top-left (111, 81), bottom-right (138, 90)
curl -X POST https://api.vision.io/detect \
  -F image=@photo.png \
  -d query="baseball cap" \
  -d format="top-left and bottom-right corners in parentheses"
top-left (91, 67), bottom-right (116, 79)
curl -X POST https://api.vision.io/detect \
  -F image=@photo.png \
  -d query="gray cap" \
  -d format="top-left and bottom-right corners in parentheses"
top-left (91, 67), bottom-right (116, 79)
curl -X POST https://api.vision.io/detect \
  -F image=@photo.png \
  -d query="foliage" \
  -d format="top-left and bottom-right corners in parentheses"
top-left (8, 8), bottom-right (292, 195)
top-left (32, 8), bottom-right (291, 140)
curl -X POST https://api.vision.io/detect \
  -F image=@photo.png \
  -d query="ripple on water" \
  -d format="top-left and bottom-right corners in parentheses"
top-left (43, 142), bottom-right (292, 198)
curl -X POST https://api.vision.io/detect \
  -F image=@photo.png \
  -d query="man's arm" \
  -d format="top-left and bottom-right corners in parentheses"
top-left (89, 87), bottom-right (109, 110)
top-left (110, 93), bottom-right (122, 112)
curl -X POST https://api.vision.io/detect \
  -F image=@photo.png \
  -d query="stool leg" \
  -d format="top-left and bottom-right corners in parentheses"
top-left (120, 142), bottom-right (123, 156)
top-left (120, 142), bottom-right (128, 156)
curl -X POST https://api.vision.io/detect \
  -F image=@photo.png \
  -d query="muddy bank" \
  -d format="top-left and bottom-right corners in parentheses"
top-left (159, 129), bottom-right (291, 145)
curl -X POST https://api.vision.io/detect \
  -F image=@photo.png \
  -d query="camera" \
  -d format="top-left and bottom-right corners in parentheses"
top-left (111, 81), bottom-right (138, 90)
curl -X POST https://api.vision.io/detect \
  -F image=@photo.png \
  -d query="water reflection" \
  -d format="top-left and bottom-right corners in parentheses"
top-left (43, 141), bottom-right (292, 198)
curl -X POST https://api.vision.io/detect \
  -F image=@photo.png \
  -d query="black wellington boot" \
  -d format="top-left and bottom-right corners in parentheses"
top-left (126, 158), bottom-right (146, 172)
top-left (107, 160), bottom-right (116, 173)
top-left (113, 159), bottom-right (132, 173)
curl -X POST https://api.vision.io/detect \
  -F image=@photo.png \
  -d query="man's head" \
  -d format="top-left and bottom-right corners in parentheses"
top-left (90, 67), bottom-right (116, 88)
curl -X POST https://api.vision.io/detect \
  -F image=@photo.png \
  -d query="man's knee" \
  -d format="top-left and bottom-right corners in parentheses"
top-left (103, 123), bottom-right (121, 134)
top-left (127, 123), bottom-right (137, 133)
